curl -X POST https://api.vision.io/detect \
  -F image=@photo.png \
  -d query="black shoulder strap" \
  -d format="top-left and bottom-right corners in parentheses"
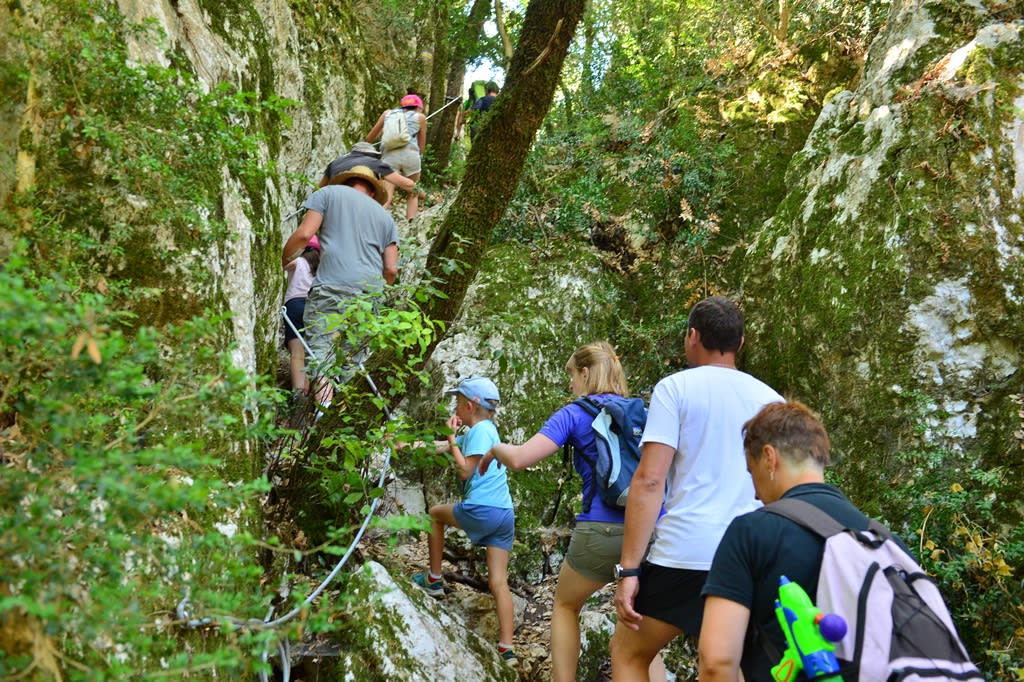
top-left (573, 396), bottom-right (602, 417)
top-left (763, 497), bottom-right (891, 541)
top-left (762, 498), bottom-right (846, 538)
top-left (570, 397), bottom-right (602, 513)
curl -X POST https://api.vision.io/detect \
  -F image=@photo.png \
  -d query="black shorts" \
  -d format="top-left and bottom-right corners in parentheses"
top-left (633, 562), bottom-right (708, 636)
top-left (283, 298), bottom-right (306, 343)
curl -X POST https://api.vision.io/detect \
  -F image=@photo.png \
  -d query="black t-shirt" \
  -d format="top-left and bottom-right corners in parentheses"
top-left (323, 153), bottom-right (395, 183)
top-left (471, 94), bottom-right (496, 113)
top-left (702, 483), bottom-right (885, 681)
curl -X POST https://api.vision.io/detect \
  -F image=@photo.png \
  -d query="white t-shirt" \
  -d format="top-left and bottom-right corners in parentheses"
top-left (641, 365), bottom-right (783, 570)
top-left (284, 257), bottom-right (313, 303)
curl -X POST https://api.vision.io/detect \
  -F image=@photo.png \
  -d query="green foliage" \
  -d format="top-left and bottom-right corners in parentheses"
top-left (869, 393), bottom-right (1024, 677)
top-left (266, 281), bottom-right (446, 539)
top-left (597, 0), bottom-right (722, 113)
top-left (496, 110), bottom-right (732, 249)
top-left (0, 246), bottom-right (283, 678)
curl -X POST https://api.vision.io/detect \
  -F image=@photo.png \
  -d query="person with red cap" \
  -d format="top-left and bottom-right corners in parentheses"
top-left (366, 93), bottom-right (427, 220)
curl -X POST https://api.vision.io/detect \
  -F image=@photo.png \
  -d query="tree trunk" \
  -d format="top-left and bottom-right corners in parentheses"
top-left (580, 0), bottom-right (595, 105)
top-left (422, 0), bottom-right (587, 342)
top-left (494, 0), bottom-right (515, 71)
top-left (425, 0), bottom-right (491, 175)
top-left (426, 0), bottom-right (455, 116)
top-left (559, 76), bottom-right (574, 127)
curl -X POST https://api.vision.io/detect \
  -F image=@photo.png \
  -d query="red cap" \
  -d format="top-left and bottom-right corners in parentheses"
top-left (400, 94), bottom-right (423, 109)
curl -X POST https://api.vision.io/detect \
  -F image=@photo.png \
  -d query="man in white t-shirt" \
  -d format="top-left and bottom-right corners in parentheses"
top-left (610, 296), bottom-right (783, 681)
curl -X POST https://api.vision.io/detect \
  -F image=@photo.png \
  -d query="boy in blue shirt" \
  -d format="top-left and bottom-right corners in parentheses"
top-left (412, 377), bottom-right (516, 662)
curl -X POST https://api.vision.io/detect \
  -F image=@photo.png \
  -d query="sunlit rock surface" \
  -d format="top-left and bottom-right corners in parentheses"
top-left (739, 0), bottom-right (1022, 508)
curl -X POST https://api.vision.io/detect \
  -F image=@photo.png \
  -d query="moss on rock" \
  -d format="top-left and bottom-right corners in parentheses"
top-left (736, 6), bottom-right (1023, 523)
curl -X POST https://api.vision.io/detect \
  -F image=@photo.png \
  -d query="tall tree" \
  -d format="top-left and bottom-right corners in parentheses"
top-left (421, 0), bottom-right (587, 345)
top-left (426, 0), bottom-right (456, 117)
top-left (425, 0), bottom-right (491, 175)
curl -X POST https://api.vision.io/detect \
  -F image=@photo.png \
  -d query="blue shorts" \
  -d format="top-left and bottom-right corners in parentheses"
top-left (283, 298), bottom-right (305, 343)
top-left (453, 503), bottom-right (515, 551)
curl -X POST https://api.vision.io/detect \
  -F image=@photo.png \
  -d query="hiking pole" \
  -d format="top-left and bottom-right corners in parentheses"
top-left (425, 95), bottom-right (463, 121)
top-left (280, 306), bottom-right (315, 360)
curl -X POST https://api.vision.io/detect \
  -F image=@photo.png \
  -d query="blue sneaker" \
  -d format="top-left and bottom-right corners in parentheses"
top-left (412, 572), bottom-right (444, 598)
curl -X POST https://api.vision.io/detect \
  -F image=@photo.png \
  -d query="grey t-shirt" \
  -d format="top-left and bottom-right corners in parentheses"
top-left (303, 185), bottom-right (398, 292)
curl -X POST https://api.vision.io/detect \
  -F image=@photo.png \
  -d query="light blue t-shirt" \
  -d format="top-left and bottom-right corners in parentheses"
top-left (458, 420), bottom-right (513, 509)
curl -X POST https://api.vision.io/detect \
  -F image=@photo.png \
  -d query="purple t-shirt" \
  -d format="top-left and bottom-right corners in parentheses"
top-left (539, 394), bottom-right (626, 523)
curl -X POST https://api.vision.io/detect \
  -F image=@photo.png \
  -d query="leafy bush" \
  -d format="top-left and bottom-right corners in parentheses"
top-left (265, 282), bottom-right (446, 540)
top-left (0, 247), bottom-right (284, 678)
top-left (872, 393), bottom-right (1024, 678)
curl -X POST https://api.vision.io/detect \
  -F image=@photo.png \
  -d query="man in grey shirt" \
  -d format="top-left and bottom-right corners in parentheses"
top-left (282, 165), bottom-right (399, 407)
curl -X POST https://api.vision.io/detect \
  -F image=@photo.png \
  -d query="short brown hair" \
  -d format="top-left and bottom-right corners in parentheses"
top-left (566, 341), bottom-right (629, 396)
top-left (687, 296), bottom-right (744, 354)
top-left (743, 400), bottom-right (831, 467)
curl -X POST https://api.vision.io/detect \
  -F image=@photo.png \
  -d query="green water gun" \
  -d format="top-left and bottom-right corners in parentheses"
top-left (770, 576), bottom-right (847, 682)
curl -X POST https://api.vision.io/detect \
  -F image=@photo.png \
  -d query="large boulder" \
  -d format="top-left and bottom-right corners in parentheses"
top-left (333, 561), bottom-right (518, 682)
top-left (738, 0), bottom-right (1023, 516)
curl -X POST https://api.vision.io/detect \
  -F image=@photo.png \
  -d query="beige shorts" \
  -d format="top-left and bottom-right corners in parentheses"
top-left (381, 146), bottom-right (421, 177)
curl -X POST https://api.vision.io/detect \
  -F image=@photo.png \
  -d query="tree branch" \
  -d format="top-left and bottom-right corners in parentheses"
top-left (522, 18), bottom-right (564, 77)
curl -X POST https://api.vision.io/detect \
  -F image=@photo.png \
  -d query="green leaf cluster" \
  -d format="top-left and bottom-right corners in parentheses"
top-left (857, 392), bottom-right (1024, 676)
top-left (0, 244), bottom-right (285, 678)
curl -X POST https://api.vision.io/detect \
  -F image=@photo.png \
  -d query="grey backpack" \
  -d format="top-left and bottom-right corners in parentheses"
top-left (765, 499), bottom-right (984, 681)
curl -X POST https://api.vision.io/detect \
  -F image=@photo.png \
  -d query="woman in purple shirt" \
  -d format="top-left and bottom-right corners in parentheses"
top-left (480, 341), bottom-right (666, 682)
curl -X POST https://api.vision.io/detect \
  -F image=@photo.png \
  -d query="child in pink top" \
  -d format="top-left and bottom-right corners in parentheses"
top-left (283, 235), bottom-right (320, 394)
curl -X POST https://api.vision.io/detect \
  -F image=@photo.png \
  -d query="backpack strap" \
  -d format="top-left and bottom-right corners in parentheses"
top-left (573, 396), bottom-right (602, 417)
top-left (572, 397), bottom-right (602, 513)
top-left (763, 497), bottom-right (892, 543)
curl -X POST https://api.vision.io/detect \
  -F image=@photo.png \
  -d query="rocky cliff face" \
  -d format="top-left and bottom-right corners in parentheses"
top-left (738, 0), bottom-right (1023, 514)
top-left (2, 0), bottom-right (421, 376)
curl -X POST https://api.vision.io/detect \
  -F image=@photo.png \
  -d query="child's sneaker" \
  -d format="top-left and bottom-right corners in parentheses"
top-left (498, 645), bottom-right (516, 666)
top-left (412, 572), bottom-right (444, 598)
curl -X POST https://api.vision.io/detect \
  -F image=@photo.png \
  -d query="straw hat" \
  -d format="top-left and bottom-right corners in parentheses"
top-left (328, 165), bottom-right (387, 205)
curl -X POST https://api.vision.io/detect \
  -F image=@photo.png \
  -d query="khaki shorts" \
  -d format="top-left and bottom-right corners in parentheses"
top-left (565, 521), bottom-right (625, 584)
top-left (303, 284), bottom-right (366, 372)
top-left (381, 146), bottom-right (421, 176)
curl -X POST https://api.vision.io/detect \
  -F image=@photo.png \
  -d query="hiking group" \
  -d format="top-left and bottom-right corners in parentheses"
top-left (403, 296), bottom-right (984, 681)
top-left (280, 80), bottom-right (502, 417)
top-left (277, 81), bottom-right (982, 679)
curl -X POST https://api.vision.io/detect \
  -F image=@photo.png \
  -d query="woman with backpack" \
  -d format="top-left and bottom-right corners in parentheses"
top-left (365, 93), bottom-right (426, 220)
top-left (479, 341), bottom-right (666, 682)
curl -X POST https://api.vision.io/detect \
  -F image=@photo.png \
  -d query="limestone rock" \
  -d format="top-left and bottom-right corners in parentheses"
top-left (338, 560), bottom-right (517, 682)
top-left (739, 1), bottom-right (1023, 507)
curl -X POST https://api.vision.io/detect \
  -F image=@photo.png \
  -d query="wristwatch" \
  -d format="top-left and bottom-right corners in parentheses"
top-left (614, 563), bottom-right (641, 580)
